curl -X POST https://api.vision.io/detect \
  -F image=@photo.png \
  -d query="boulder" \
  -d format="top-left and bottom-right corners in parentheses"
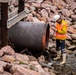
top-left (29, 61), bottom-right (39, 65)
top-left (0, 66), bottom-right (4, 73)
top-left (66, 34), bottom-right (72, 40)
top-left (9, 5), bottom-right (15, 12)
top-left (41, 3), bottom-right (52, 8)
top-left (48, 69), bottom-right (56, 75)
top-left (68, 27), bottom-right (76, 34)
top-left (0, 71), bottom-right (12, 75)
top-left (64, 0), bottom-right (74, 5)
top-left (74, 9), bottom-right (76, 14)
top-left (30, 6), bottom-right (36, 11)
top-left (40, 9), bottom-right (48, 18)
top-left (25, 3), bottom-right (30, 8)
top-left (2, 55), bottom-right (15, 63)
top-left (71, 2), bottom-right (76, 10)
top-left (36, 0), bottom-right (43, 3)
top-left (27, 0), bottom-right (36, 3)
top-left (72, 24), bottom-right (76, 29)
top-left (38, 17), bottom-right (47, 22)
top-left (71, 34), bottom-right (76, 39)
top-left (13, 65), bottom-right (41, 75)
top-left (25, 7), bottom-right (30, 14)
top-left (48, 43), bottom-right (55, 48)
top-left (72, 40), bottom-right (76, 43)
top-left (52, 0), bottom-right (66, 9)
top-left (67, 45), bottom-right (76, 50)
top-left (11, 0), bottom-right (17, 5)
top-left (65, 40), bottom-right (71, 47)
top-left (15, 53), bottom-right (29, 64)
top-left (31, 3), bottom-right (41, 8)
top-left (61, 9), bottom-right (74, 17)
top-left (0, 50), bottom-right (3, 57)
top-left (38, 55), bottom-right (45, 63)
top-left (65, 20), bottom-right (72, 25)
top-left (71, 15), bottom-right (76, 21)
top-left (0, 61), bottom-right (7, 67)
top-left (27, 55), bottom-right (37, 61)
top-left (32, 17), bottom-right (45, 23)
top-left (13, 0), bottom-right (18, 7)
top-left (0, 46), bottom-right (15, 56)
top-left (35, 64), bottom-right (50, 75)
top-left (50, 5), bottom-right (57, 13)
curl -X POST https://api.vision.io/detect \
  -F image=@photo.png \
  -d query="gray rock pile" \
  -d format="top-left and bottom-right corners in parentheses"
top-left (0, 45), bottom-right (56, 75)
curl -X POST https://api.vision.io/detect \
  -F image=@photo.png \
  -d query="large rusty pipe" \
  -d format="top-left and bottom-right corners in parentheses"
top-left (8, 21), bottom-right (49, 51)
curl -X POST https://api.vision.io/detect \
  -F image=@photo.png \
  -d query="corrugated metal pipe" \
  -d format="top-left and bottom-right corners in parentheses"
top-left (8, 21), bottom-right (50, 51)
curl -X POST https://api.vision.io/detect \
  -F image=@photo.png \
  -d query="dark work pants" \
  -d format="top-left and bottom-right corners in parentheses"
top-left (56, 39), bottom-right (66, 54)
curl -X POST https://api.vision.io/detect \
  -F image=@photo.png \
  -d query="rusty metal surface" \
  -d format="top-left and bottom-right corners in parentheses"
top-left (8, 21), bottom-right (49, 51)
top-left (1, 2), bottom-right (8, 47)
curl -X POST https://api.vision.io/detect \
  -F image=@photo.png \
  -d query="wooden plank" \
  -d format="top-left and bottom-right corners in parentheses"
top-left (1, 2), bottom-right (8, 47)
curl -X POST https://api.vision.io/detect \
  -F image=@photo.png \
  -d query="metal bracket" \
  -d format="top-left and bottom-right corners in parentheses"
top-left (7, 10), bottom-right (27, 28)
top-left (8, 9), bottom-right (18, 19)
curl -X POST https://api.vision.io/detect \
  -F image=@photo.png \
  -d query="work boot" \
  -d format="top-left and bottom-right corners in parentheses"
top-left (60, 54), bottom-right (66, 65)
top-left (53, 51), bottom-right (61, 60)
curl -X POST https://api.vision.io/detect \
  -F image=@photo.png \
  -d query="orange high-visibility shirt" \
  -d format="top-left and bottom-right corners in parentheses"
top-left (55, 20), bottom-right (68, 40)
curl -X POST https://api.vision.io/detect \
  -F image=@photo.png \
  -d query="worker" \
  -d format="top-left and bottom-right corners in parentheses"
top-left (53, 15), bottom-right (68, 65)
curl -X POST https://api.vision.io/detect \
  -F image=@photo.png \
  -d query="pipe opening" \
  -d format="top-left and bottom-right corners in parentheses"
top-left (46, 24), bottom-right (50, 47)
top-left (42, 23), bottom-right (50, 50)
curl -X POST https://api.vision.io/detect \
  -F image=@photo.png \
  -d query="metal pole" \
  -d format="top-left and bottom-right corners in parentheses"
top-left (18, 0), bottom-right (24, 21)
top-left (1, 2), bottom-right (8, 47)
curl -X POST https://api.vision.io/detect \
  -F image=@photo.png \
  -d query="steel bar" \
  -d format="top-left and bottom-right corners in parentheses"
top-left (8, 9), bottom-right (18, 19)
top-left (7, 10), bottom-right (27, 28)
top-left (18, 0), bottom-right (25, 21)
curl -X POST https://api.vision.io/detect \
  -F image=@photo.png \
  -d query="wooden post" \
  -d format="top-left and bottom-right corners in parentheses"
top-left (1, 2), bottom-right (8, 47)
top-left (18, 0), bottom-right (24, 21)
